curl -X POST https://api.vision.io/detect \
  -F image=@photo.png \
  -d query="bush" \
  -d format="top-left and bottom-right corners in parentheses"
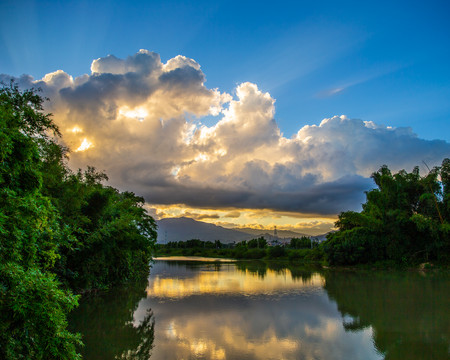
top-left (322, 228), bottom-right (383, 265)
top-left (288, 249), bottom-right (309, 261)
top-left (244, 248), bottom-right (266, 259)
top-left (268, 245), bottom-right (286, 258)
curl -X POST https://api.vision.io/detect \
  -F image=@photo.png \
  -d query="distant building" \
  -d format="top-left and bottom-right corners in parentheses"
top-left (268, 226), bottom-right (279, 246)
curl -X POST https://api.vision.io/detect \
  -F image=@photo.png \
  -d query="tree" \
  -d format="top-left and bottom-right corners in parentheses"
top-left (323, 161), bottom-right (450, 265)
top-left (290, 236), bottom-right (311, 249)
top-left (248, 237), bottom-right (267, 248)
top-left (0, 82), bottom-right (81, 359)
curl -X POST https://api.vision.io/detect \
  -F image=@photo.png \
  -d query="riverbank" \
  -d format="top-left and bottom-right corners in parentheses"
top-left (155, 244), bottom-right (322, 262)
top-left (155, 247), bottom-right (450, 272)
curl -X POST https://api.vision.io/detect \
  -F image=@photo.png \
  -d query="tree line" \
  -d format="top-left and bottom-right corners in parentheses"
top-left (158, 236), bottom-right (321, 260)
top-left (0, 83), bottom-right (157, 359)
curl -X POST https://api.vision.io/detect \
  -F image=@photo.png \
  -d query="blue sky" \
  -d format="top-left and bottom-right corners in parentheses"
top-left (2, 0), bottom-right (449, 140)
top-left (1, 0), bottom-right (449, 234)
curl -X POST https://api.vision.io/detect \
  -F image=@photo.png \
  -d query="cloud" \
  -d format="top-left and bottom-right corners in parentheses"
top-left (2, 50), bottom-right (449, 216)
top-left (224, 211), bottom-right (241, 218)
top-left (183, 212), bottom-right (221, 221)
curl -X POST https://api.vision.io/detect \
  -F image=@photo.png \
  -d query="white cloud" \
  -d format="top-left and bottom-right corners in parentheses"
top-left (2, 50), bottom-right (449, 216)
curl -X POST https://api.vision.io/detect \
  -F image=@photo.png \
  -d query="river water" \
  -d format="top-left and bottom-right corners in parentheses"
top-left (69, 257), bottom-right (450, 360)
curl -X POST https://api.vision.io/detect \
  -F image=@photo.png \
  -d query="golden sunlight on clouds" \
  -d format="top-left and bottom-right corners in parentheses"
top-left (147, 268), bottom-right (324, 298)
top-left (119, 106), bottom-right (148, 122)
top-left (75, 138), bottom-right (93, 152)
top-left (149, 204), bottom-right (337, 235)
top-left (69, 126), bottom-right (83, 134)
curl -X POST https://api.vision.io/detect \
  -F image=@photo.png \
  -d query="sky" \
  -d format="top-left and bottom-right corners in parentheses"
top-left (1, 0), bottom-right (449, 235)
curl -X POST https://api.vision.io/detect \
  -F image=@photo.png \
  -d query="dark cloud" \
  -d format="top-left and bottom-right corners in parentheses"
top-left (128, 173), bottom-right (372, 216)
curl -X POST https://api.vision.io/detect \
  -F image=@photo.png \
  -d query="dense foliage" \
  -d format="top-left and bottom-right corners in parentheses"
top-left (0, 83), bottom-right (157, 359)
top-left (158, 237), bottom-right (322, 261)
top-left (323, 161), bottom-right (450, 265)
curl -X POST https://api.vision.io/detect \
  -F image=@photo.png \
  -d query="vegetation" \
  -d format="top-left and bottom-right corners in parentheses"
top-left (290, 236), bottom-right (313, 249)
top-left (157, 237), bottom-right (322, 261)
top-left (323, 161), bottom-right (450, 266)
top-left (0, 83), bottom-right (157, 359)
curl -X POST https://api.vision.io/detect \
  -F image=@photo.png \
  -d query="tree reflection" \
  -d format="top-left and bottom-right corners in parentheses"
top-left (235, 260), bottom-right (268, 278)
top-left (323, 271), bottom-right (450, 359)
top-left (235, 260), bottom-right (319, 283)
top-left (69, 279), bottom-right (154, 360)
top-left (161, 259), bottom-right (228, 273)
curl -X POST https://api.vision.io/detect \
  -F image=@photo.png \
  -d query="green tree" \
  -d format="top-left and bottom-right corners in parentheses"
top-left (248, 237), bottom-right (267, 248)
top-left (0, 82), bottom-right (81, 359)
top-left (51, 169), bottom-right (157, 290)
top-left (268, 245), bottom-right (286, 258)
top-left (323, 161), bottom-right (450, 265)
top-left (290, 236), bottom-right (311, 249)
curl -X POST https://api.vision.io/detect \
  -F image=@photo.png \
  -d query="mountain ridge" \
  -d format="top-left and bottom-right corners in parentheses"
top-left (156, 217), bottom-right (315, 244)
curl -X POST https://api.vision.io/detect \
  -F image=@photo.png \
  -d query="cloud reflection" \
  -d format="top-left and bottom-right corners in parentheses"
top-left (136, 261), bottom-right (382, 360)
top-left (147, 263), bottom-right (324, 298)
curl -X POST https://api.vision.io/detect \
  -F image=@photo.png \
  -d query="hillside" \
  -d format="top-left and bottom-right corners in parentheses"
top-left (156, 217), bottom-right (253, 244)
top-left (157, 217), bottom-right (329, 244)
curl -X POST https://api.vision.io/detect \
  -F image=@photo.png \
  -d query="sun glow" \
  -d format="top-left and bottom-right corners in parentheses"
top-left (75, 138), bottom-right (93, 152)
top-left (119, 106), bottom-right (148, 121)
top-left (195, 153), bottom-right (210, 162)
top-left (70, 125), bottom-right (83, 134)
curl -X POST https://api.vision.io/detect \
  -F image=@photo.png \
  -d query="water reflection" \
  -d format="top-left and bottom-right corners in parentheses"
top-left (70, 260), bottom-right (450, 360)
top-left (324, 270), bottom-right (450, 360)
top-left (147, 261), bottom-right (324, 298)
top-left (134, 260), bottom-right (381, 360)
top-left (68, 279), bottom-right (154, 360)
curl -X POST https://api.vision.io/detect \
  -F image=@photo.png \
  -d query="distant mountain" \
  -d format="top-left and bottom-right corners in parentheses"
top-left (236, 227), bottom-right (309, 239)
top-left (156, 217), bottom-right (331, 244)
top-left (156, 217), bottom-right (253, 244)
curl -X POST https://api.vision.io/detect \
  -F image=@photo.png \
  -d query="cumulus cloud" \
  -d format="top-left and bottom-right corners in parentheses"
top-left (2, 50), bottom-right (449, 216)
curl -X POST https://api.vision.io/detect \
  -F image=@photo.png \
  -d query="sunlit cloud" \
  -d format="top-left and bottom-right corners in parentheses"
top-left (2, 49), bottom-right (449, 228)
top-left (69, 125), bottom-right (83, 134)
top-left (119, 106), bottom-right (148, 122)
top-left (224, 211), bottom-right (241, 218)
top-left (75, 138), bottom-right (93, 152)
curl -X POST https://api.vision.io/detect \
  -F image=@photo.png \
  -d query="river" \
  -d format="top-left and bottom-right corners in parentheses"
top-left (69, 257), bottom-right (450, 359)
